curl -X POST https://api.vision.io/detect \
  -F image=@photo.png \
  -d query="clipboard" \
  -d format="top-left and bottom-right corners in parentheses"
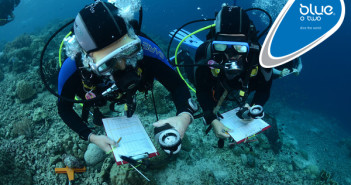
top-left (103, 115), bottom-right (159, 165)
top-left (221, 108), bottom-right (271, 144)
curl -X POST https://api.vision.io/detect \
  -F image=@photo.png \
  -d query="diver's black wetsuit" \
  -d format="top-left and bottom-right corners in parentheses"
top-left (0, 0), bottom-right (20, 26)
top-left (57, 36), bottom-right (192, 141)
top-left (194, 42), bottom-right (272, 125)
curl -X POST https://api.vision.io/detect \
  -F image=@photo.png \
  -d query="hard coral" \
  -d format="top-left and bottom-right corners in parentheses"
top-left (12, 118), bottom-right (33, 138)
top-left (15, 80), bottom-right (36, 101)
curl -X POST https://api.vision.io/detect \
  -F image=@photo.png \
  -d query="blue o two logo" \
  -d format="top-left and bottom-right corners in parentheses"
top-left (259, 0), bottom-right (345, 68)
top-left (300, 4), bottom-right (334, 16)
top-left (299, 4), bottom-right (334, 21)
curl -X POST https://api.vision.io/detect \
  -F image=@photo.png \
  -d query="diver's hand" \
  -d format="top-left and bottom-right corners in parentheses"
top-left (292, 68), bottom-right (300, 76)
top-left (89, 134), bottom-right (116, 153)
top-left (280, 68), bottom-right (291, 78)
top-left (211, 119), bottom-right (231, 139)
top-left (153, 113), bottom-right (191, 139)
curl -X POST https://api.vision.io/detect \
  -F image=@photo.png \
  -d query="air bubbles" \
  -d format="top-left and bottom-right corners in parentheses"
top-left (108, 0), bottom-right (141, 21)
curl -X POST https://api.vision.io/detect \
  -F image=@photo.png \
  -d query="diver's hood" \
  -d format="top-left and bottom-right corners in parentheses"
top-left (215, 6), bottom-right (251, 36)
top-left (74, 2), bottom-right (128, 53)
top-left (215, 34), bottom-right (248, 42)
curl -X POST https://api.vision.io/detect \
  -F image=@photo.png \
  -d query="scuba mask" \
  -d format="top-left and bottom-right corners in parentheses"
top-left (89, 38), bottom-right (143, 76)
top-left (212, 41), bottom-right (249, 53)
top-left (211, 41), bottom-right (249, 79)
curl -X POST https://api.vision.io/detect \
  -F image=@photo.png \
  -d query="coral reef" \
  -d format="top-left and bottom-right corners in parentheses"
top-left (0, 144), bottom-right (15, 178)
top-left (0, 34), bottom-right (36, 75)
top-left (315, 170), bottom-right (339, 185)
top-left (3, 34), bottom-right (32, 50)
top-left (109, 163), bottom-right (155, 185)
top-left (0, 19), bottom-right (349, 185)
top-left (32, 107), bottom-right (47, 123)
top-left (0, 139), bottom-right (33, 185)
top-left (0, 69), bottom-right (4, 82)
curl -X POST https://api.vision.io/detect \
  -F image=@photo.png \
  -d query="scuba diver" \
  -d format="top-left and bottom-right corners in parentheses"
top-left (192, 5), bottom-right (273, 140)
top-left (0, 0), bottom-right (20, 26)
top-left (272, 57), bottom-right (303, 79)
top-left (57, 1), bottom-right (197, 154)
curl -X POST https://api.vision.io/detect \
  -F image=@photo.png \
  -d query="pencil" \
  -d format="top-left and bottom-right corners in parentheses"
top-left (116, 137), bottom-right (122, 144)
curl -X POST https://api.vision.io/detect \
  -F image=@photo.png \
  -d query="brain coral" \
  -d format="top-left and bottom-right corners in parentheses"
top-left (15, 80), bottom-right (36, 101)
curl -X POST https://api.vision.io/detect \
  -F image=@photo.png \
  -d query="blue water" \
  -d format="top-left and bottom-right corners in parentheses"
top-left (0, 0), bottom-right (350, 133)
top-left (272, 0), bottom-right (351, 132)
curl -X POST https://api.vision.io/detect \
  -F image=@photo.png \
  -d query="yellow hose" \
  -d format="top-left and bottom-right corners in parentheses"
top-left (174, 24), bottom-right (215, 93)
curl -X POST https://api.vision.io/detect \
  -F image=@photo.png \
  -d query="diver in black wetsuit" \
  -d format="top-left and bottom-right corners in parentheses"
top-left (194, 5), bottom-right (272, 140)
top-left (57, 2), bottom-right (196, 154)
top-left (0, 0), bottom-right (20, 26)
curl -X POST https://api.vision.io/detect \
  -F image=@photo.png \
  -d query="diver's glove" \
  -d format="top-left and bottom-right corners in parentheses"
top-left (236, 105), bottom-right (264, 120)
